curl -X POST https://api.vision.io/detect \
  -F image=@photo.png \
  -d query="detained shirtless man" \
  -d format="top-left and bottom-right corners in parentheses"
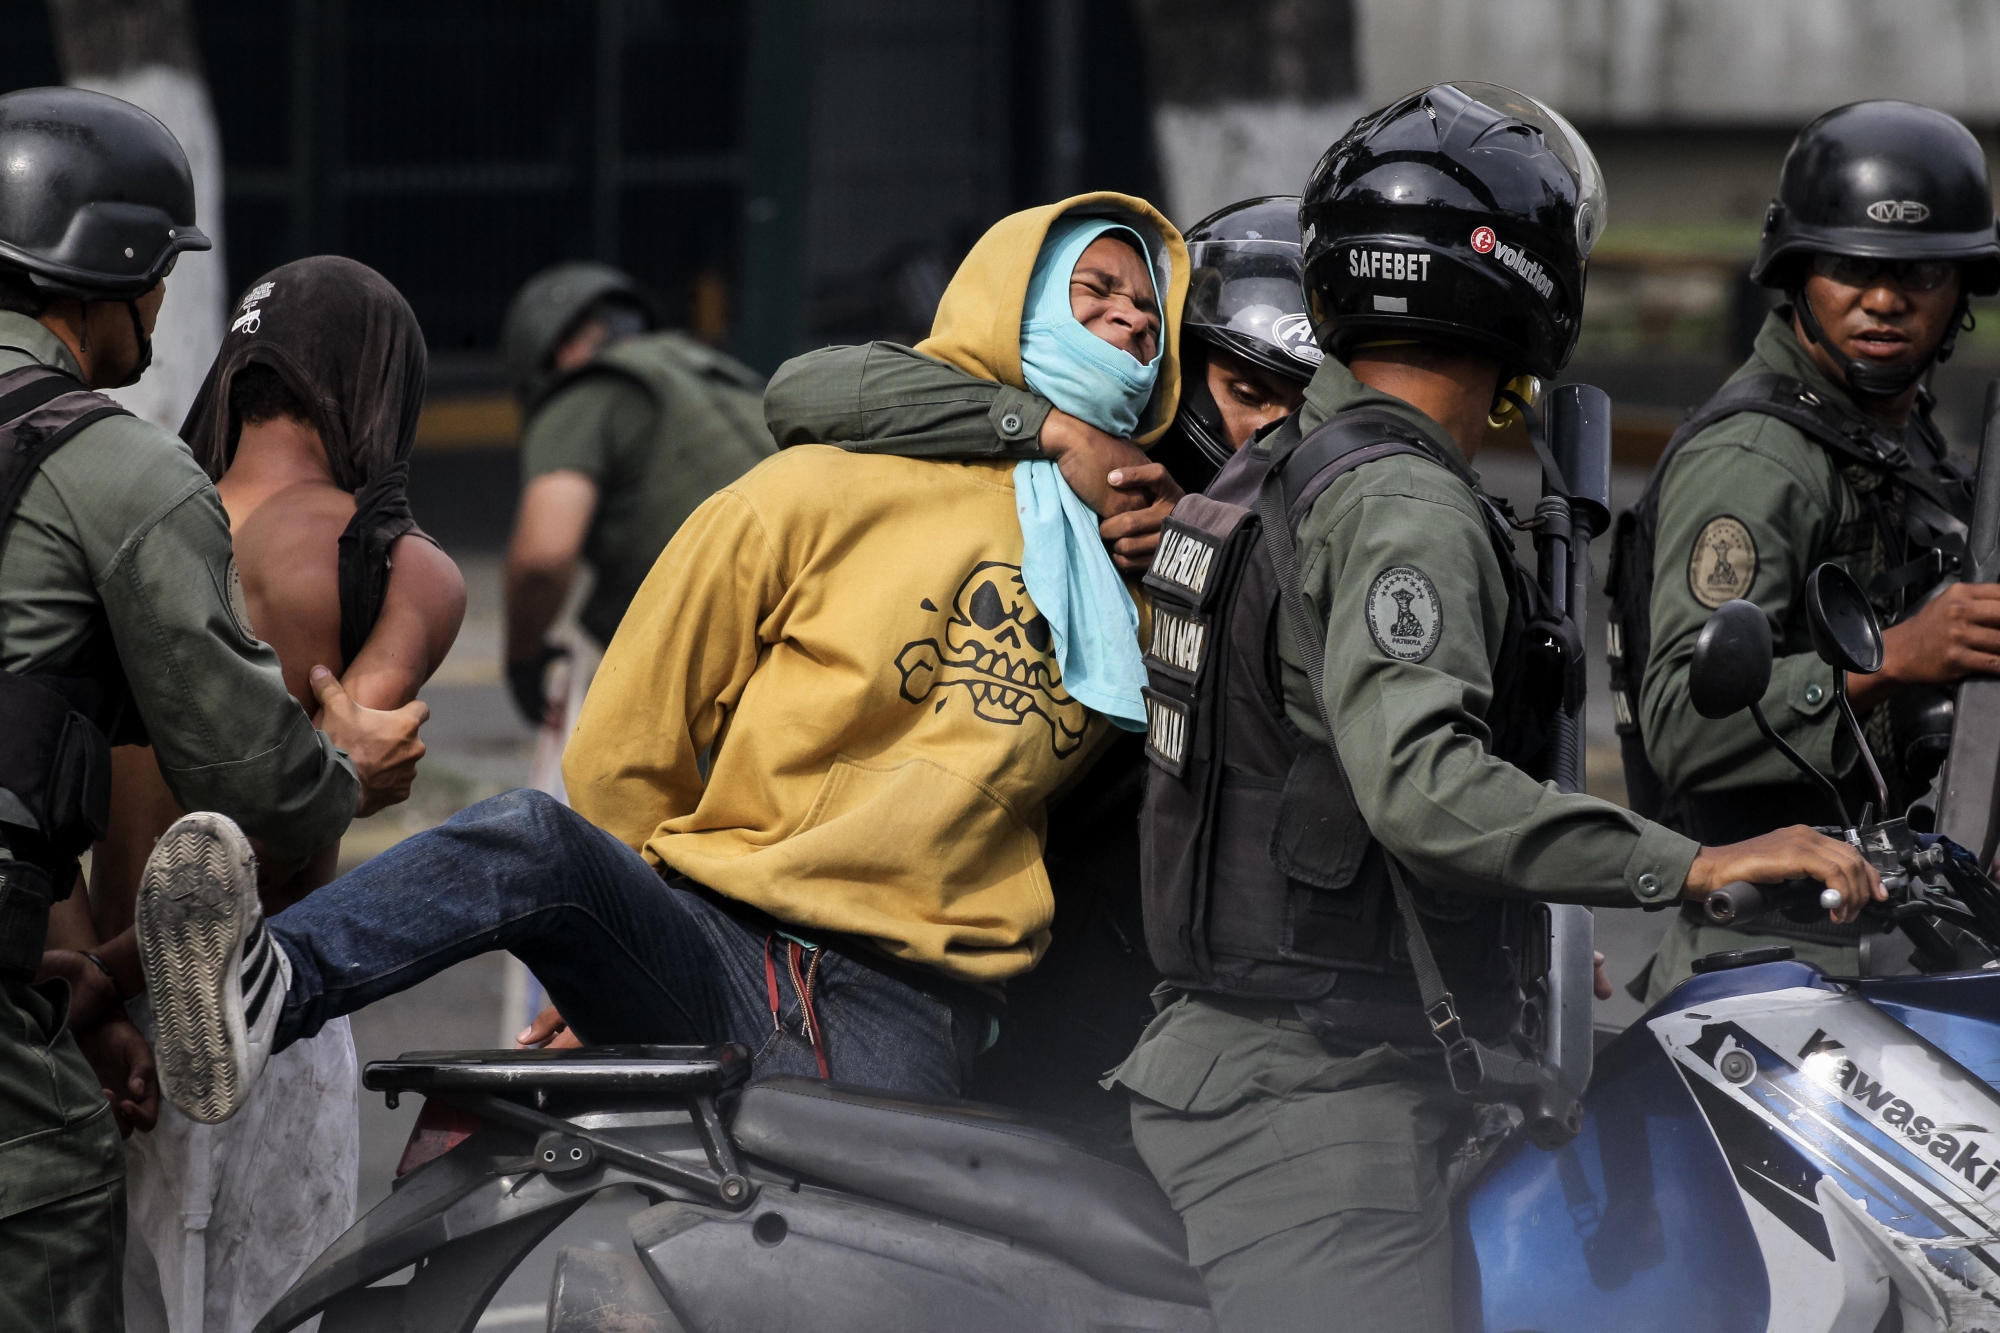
top-left (40, 256), bottom-right (464, 1333)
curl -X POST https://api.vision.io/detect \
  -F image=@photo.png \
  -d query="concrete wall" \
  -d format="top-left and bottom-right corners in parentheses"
top-left (1146, 0), bottom-right (2000, 228)
top-left (1357, 0), bottom-right (2000, 126)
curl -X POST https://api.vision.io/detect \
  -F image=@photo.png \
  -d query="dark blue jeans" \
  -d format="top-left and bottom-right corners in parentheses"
top-left (267, 790), bottom-right (982, 1096)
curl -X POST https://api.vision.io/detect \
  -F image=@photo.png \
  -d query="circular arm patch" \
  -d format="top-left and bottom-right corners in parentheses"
top-left (1366, 565), bottom-right (1443, 662)
top-left (1688, 516), bottom-right (1758, 609)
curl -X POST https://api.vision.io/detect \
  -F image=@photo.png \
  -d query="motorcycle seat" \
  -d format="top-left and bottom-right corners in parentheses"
top-left (731, 1076), bottom-right (1207, 1307)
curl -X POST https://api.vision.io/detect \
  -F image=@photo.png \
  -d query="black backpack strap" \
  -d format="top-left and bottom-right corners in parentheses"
top-left (1274, 409), bottom-right (1440, 517)
top-left (0, 365), bottom-right (131, 547)
top-left (0, 365), bottom-right (131, 884)
top-left (1673, 372), bottom-right (1967, 515)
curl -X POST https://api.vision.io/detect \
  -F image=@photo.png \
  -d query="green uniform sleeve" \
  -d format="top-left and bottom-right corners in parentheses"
top-left (520, 376), bottom-right (654, 483)
top-left (1294, 458), bottom-right (1697, 906)
top-left (1639, 418), bottom-right (1846, 795)
top-left (763, 342), bottom-right (1051, 458)
top-left (35, 419), bottom-right (358, 865)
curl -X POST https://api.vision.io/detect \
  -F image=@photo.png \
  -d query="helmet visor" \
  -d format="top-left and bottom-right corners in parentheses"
top-left (1438, 81), bottom-right (1609, 258)
top-left (1184, 237), bottom-right (1320, 365)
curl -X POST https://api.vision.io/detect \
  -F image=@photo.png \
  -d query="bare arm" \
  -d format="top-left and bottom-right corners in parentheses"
top-left (342, 534), bottom-right (468, 711)
top-left (505, 470), bottom-right (598, 664)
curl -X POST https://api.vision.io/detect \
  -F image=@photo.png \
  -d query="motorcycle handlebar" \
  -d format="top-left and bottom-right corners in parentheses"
top-left (1702, 879), bottom-right (1842, 925)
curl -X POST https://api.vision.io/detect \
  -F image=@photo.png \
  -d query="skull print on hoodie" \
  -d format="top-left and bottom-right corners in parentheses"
top-left (565, 192), bottom-right (1188, 985)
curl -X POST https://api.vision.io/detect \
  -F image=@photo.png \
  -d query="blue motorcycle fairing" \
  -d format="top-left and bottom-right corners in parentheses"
top-left (1454, 960), bottom-right (1840, 1332)
top-left (1860, 970), bottom-right (2000, 1089)
top-left (1460, 957), bottom-right (2000, 1330)
top-left (1454, 1004), bottom-right (1770, 1331)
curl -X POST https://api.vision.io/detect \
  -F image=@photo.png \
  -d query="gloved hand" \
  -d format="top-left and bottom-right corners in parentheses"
top-left (506, 643), bottom-right (570, 727)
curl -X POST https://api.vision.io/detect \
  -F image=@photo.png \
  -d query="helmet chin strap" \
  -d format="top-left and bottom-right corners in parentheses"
top-left (116, 298), bottom-right (152, 387)
top-left (1790, 283), bottom-right (1960, 401)
top-left (1176, 371), bottom-right (1234, 469)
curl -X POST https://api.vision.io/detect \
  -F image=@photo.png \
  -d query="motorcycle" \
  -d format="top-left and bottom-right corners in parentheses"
top-left (253, 581), bottom-right (2000, 1333)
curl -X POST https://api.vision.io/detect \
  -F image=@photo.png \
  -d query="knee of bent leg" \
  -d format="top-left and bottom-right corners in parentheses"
top-left (464, 788), bottom-right (596, 853)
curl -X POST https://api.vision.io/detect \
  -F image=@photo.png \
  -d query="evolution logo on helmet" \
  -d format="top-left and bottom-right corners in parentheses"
top-left (1486, 235), bottom-right (1556, 302)
top-left (1470, 226), bottom-right (1497, 254)
top-left (1867, 199), bottom-right (1932, 224)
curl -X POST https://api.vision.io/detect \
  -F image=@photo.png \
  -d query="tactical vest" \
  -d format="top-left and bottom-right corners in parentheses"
top-left (544, 332), bottom-right (776, 643)
top-left (0, 366), bottom-right (138, 975)
top-left (1606, 371), bottom-right (1972, 942)
top-left (1139, 409), bottom-right (1567, 1044)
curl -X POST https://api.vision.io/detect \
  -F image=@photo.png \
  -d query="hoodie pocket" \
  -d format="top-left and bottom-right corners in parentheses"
top-left (792, 755), bottom-right (1044, 906)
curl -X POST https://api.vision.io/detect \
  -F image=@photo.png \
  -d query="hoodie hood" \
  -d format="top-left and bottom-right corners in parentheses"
top-left (916, 192), bottom-right (1188, 445)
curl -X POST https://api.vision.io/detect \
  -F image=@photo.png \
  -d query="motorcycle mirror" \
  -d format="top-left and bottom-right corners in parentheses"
top-left (1805, 562), bottom-right (1885, 675)
top-left (1805, 561), bottom-right (1891, 816)
top-left (1689, 599), bottom-right (1774, 719)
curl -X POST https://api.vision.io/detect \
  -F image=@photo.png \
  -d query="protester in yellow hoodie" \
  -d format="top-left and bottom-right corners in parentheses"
top-left (134, 194), bottom-right (1190, 1121)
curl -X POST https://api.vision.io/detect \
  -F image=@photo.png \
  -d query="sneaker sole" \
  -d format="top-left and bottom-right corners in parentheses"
top-left (137, 813), bottom-right (258, 1124)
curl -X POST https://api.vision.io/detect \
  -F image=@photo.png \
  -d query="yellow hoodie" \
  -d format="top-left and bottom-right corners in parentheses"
top-left (566, 193), bottom-right (1189, 985)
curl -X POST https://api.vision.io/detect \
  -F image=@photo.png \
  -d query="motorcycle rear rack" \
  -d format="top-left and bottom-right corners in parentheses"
top-left (363, 1043), bottom-right (755, 1208)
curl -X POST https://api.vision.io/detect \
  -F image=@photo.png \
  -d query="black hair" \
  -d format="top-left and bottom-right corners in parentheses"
top-left (229, 362), bottom-right (308, 426)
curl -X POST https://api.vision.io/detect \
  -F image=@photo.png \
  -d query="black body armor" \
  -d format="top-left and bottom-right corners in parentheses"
top-left (1139, 408), bottom-right (1567, 1046)
top-left (0, 365), bottom-right (139, 975)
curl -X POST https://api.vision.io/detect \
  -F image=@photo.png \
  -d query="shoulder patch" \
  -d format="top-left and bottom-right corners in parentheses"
top-left (1365, 565), bottom-right (1442, 662)
top-left (1688, 515), bottom-right (1758, 609)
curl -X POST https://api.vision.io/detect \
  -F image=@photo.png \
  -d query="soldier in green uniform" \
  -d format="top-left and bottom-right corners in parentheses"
top-left (499, 264), bottom-right (774, 724)
top-left (1612, 102), bottom-right (2000, 1002)
top-left (0, 88), bottom-right (425, 1331)
top-left (1103, 84), bottom-right (1878, 1333)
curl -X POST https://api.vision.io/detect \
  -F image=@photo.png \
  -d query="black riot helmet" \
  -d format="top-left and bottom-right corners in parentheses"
top-left (1300, 82), bottom-right (1605, 380)
top-left (1174, 195), bottom-right (1323, 468)
top-left (501, 261), bottom-right (661, 408)
top-left (1752, 101), bottom-right (2000, 399)
top-left (0, 87), bottom-right (211, 302)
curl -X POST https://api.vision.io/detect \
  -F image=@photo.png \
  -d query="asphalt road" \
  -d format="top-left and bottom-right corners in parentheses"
top-left (335, 461), bottom-right (1677, 1322)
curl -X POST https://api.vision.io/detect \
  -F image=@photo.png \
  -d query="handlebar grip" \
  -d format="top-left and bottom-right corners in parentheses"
top-left (1703, 881), bottom-right (1766, 925)
top-left (1702, 878), bottom-right (1827, 925)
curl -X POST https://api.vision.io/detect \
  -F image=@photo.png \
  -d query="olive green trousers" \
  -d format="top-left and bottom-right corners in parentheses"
top-left (1108, 992), bottom-right (1470, 1333)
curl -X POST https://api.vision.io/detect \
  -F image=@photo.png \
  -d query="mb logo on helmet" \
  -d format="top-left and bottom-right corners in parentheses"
top-left (1867, 199), bottom-right (1932, 224)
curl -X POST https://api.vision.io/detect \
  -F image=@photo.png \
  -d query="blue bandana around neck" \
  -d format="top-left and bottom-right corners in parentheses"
top-left (1018, 216), bottom-right (1161, 437)
top-left (1010, 214), bottom-right (1162, 734)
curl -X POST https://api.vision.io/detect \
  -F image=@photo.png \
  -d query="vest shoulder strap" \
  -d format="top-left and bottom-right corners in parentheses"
top-left (1663, 371), bottom-right (1966, 515)
top-left (1275, 409), bottom-right (1442, 524)
top-left (0, 364), bottom-right (130, 552)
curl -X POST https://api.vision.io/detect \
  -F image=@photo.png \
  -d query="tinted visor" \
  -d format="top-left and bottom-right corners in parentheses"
top-left (1184, 237), bottom-right (1321, 370)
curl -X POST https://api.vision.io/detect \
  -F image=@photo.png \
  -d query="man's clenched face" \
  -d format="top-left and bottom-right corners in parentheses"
top-left (1069, 235), bottom-right (1160, 365)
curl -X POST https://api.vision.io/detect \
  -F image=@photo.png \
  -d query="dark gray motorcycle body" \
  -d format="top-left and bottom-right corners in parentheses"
top-left (254, 1046), bottom-right (1215, 1333)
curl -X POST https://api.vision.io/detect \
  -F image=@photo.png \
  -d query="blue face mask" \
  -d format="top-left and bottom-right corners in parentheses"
top-left (1019, 217), bottom-right (1162, 438)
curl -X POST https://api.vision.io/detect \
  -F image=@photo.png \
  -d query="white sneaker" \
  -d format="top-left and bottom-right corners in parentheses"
top-left (136, 812), bottom-right (290, 1124)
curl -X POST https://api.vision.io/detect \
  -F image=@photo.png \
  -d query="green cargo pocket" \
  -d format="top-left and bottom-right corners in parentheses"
top-left (1108, 1033), bottom-right (1222, 1113)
